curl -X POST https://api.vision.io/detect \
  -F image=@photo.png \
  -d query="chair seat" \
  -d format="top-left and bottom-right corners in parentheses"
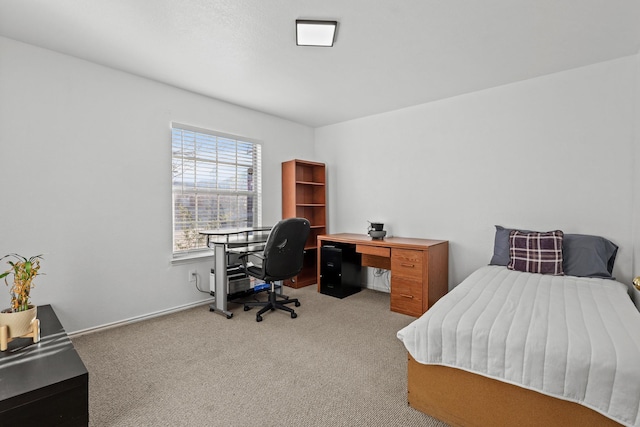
top-left (244, 264), bottom-right (264, 279)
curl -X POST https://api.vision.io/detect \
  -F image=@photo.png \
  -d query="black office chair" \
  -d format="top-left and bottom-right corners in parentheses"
top-left (240, 218), bottom-right (311, 322)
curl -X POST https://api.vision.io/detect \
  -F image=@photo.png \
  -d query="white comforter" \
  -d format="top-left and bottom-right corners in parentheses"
top-left (397, 265), bottom-right (640, 427)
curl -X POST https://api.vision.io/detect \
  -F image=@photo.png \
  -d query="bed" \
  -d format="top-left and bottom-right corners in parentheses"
top-left (397, 228), bottom-right (640, 427)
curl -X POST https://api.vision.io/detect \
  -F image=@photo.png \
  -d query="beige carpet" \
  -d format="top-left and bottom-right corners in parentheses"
top-left (72, 286), bottom-right (449, 426)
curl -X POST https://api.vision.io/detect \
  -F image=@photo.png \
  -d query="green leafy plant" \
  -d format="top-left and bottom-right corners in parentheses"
top-left (0, 254), bottom-right (44, 312)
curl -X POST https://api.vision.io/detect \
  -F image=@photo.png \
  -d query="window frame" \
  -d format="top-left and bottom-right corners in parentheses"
top-left (171, 122), bottom-right (262, 257)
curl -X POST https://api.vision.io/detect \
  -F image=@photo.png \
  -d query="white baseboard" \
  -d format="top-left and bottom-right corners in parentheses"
top-left (69, 298), bottom-right (215, 338)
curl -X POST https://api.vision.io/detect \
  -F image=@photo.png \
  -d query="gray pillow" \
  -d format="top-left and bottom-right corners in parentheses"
top-left (562, 234), bottom-right (618, 279)
top-left (489, 225), bottom-right (530, 266)
top-left (489, 225), bottom-right (618, 279)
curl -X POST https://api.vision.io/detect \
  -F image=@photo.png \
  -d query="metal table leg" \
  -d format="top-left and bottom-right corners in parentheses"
top-left (209, 241), bottom-right (234, 319)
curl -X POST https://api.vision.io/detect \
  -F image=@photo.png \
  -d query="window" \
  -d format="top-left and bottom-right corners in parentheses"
top-left (171, 123), bottom-right (262, 254)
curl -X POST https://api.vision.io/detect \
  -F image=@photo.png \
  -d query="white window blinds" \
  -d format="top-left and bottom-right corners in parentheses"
top-left (171, 123), bottom-right (262, 254)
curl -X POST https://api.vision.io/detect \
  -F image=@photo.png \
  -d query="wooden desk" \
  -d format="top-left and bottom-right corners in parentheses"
top-left (317, 234), bottom-right (449, 317)
top-left (0, 305), bottom-right (88, 426)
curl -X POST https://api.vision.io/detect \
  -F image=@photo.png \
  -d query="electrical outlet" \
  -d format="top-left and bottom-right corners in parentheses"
top-left (188, 270), bottom-right (197, 282)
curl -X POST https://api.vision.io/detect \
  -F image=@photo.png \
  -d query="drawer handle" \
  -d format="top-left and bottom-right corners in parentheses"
top-left (401, 263), bottom-right (415, 268)
top-left (399, 293), bottom-right (414, 299)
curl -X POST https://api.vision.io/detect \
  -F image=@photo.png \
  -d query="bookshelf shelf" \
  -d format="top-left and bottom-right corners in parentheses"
top-left (282, 159), bottom-right (326, 288)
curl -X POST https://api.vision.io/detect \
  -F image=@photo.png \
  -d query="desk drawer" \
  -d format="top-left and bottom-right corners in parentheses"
top-left (356, 244), bottom-right (390, 258)
top-left (391, 276), bottom-right (423, 316)
top-left (391, 249), bottom-right (424, 279)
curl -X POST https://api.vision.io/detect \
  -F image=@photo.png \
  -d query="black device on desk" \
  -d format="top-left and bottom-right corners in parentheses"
top-left (320, 243), bottom-right (362, 298)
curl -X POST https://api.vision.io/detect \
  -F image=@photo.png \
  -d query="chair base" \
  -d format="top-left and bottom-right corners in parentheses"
top-left (243, 288), bottom-right (300, 322)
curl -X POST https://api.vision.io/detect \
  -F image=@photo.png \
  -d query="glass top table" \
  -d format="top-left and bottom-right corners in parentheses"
top-left (199, 226), bottom-right (273, 318)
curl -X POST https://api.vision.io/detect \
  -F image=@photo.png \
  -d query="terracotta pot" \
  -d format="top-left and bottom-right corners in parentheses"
top-left (0, 305), bottom-right (37, 338)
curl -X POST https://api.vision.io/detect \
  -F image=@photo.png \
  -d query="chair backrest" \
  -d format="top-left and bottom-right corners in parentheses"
top-left (262, 218), bottom-right (311, 282)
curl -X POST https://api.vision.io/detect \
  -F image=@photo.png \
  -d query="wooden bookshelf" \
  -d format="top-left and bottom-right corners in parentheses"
top-left (282, 159), bottom-right (326, 288)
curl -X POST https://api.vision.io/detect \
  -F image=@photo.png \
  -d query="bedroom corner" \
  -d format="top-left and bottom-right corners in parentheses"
top-left (633, 50), bottom-right (640, 311)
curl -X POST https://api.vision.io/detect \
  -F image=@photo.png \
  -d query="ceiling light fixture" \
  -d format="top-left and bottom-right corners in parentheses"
top-left (296, 20), bottom-right (337, 47)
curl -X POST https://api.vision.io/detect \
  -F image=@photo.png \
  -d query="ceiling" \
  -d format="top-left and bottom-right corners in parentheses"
top-left (1, 0), bottom-right (639, 127)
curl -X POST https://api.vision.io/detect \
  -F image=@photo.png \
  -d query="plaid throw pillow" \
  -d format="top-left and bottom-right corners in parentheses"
top-left (508, 230), bottom-right (564, 275)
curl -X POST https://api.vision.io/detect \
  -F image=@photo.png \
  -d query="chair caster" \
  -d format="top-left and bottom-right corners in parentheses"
top-left (244, 306), bottom-right (251, 311)
top-left (226, 313), bottom-right (233, 319)
top-left (291, 312), bottom-right (297, 319)
top-left (256, 315), bottom-right (263, 322)
top-left (294, 301), bottom-right (301, 307)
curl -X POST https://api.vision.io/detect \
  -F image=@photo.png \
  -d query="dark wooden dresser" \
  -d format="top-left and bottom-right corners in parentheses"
top-left (0, 305), bottom-right (88, 426)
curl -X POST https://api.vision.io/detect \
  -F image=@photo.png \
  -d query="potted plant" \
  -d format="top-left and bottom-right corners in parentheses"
top-left (0, 254), bottom-right (43, 342)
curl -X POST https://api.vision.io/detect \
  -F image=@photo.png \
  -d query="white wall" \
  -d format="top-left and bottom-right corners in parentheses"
top-left (0, 37), bottom-right (315, 332)
top-left (316, 56), bottom-right (637, 289)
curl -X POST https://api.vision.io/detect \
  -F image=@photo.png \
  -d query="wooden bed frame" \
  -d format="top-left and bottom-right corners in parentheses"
top-left (407, 354), bottom-right (623, 427)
